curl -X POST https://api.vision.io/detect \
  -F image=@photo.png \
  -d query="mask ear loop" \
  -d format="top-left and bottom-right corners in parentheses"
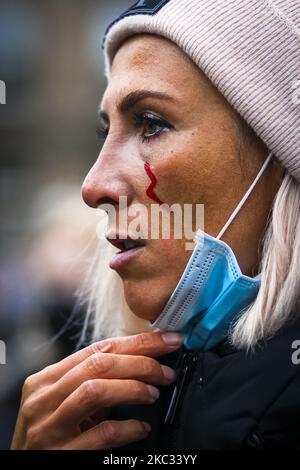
top-left (216, 152), bottom-right (273, 240)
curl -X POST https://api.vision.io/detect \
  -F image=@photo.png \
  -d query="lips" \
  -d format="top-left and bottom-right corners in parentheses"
top-left (106, 235), bottom-right (146, 253)
top-left (106, 234), bottom-right (147, 270)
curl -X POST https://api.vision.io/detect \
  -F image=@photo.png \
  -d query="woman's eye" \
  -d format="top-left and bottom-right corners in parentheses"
top-left (134, 113), bottom-right (173, 143)
top-left (96, 114), bottom-right (173, 143)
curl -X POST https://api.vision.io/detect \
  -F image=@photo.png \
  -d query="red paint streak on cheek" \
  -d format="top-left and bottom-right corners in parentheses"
top-left (144, 162), bottom-right (166, 205)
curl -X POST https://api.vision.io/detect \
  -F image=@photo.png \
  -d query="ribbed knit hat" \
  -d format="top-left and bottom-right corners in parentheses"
top-left (102, 0), bottom-right (300, 182)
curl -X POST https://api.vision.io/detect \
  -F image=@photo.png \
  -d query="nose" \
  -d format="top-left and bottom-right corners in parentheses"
top-left (81, 150), bottom-right (132, 209)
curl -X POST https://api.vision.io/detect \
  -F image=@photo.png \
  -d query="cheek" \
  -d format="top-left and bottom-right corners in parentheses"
top-left (145, 148), bottom-right (208, 206)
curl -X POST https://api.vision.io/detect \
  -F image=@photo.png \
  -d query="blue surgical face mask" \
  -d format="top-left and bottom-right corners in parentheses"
top-left (151, 152), bottom-right (273, 351)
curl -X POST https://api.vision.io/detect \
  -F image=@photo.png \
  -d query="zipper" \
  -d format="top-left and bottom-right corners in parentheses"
top-left (164, 349), bottom-right (199, 425)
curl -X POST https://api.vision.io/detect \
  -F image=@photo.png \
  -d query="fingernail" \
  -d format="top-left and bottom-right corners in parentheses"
top-left (146, 385), bottom-right (160, 401)
top-left (161, 332), bottom-right (184, 346)
top-left (161, 365), bottom-right (176, 382)
top-left (143, 422), bottom-right (151, 433)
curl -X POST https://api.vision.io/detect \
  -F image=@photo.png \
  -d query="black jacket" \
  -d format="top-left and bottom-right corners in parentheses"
top-left (110, 319), bottom-right (300, 450)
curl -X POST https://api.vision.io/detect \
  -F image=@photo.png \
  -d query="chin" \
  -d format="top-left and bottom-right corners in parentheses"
top-left (123, 278), bottom-right (169, 322)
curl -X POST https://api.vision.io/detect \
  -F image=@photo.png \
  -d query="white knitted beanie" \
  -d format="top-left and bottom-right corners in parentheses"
top-left (102, 0), bottom-right (300, 182)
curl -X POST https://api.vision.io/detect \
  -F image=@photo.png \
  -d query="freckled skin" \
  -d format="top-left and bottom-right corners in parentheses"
top-left (82, 34), bottom-right (284, 321)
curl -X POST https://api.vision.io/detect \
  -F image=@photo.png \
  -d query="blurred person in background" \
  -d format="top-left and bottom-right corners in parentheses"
top-left (0, 0), bottom-right (132, 450)
top-left (11, 0), bottom-right (300, 450)
top-left (0, 183), bottom-right (96, 449)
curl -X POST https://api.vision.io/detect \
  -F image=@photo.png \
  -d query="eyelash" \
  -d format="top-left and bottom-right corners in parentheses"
top-left (96, 113), bottom-right (173, 144)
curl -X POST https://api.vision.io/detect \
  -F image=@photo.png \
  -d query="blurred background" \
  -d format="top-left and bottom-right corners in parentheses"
top-left (0, 0), bottom-right (132, 449)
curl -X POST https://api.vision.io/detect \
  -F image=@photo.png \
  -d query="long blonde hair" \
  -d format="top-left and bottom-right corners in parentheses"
top-left (77, 171), bottom-right (300, 351)
top-left (230, 172), bottom-right (300, 350)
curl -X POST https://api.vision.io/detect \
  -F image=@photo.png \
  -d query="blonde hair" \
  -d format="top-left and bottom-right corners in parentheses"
top-left (230, 172), bottom-right (300, 350)
top-left (77, 171), bottom-right (300, 351)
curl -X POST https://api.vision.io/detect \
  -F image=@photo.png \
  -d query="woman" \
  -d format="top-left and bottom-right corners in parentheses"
top-left (12, 0), bottom-right (300, 450)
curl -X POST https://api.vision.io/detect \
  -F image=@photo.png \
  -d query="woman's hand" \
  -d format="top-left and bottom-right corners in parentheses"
top-left (11, 332), bottom-right (183, 450)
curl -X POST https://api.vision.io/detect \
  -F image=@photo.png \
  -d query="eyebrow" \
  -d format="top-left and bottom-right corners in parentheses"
top-left (98, 89), bottom-right (176, 122)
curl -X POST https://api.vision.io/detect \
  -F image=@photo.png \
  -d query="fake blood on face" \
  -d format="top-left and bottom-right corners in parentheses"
top-left (144, 162), bottom-right (166, 205)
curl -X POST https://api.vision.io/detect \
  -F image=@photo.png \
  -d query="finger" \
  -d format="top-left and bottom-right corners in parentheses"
top-left (63, 420), bottom-right (151, 450)
top-left (43, 332), bottom-right (183, 381)
top-left (51, 378), bottom-right (160, 430)
top-left (53, 352), bottom-right (176, 404)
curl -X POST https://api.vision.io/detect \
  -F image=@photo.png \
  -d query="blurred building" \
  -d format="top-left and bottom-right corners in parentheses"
top-left (0, 0), bottom-right (132, 450)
